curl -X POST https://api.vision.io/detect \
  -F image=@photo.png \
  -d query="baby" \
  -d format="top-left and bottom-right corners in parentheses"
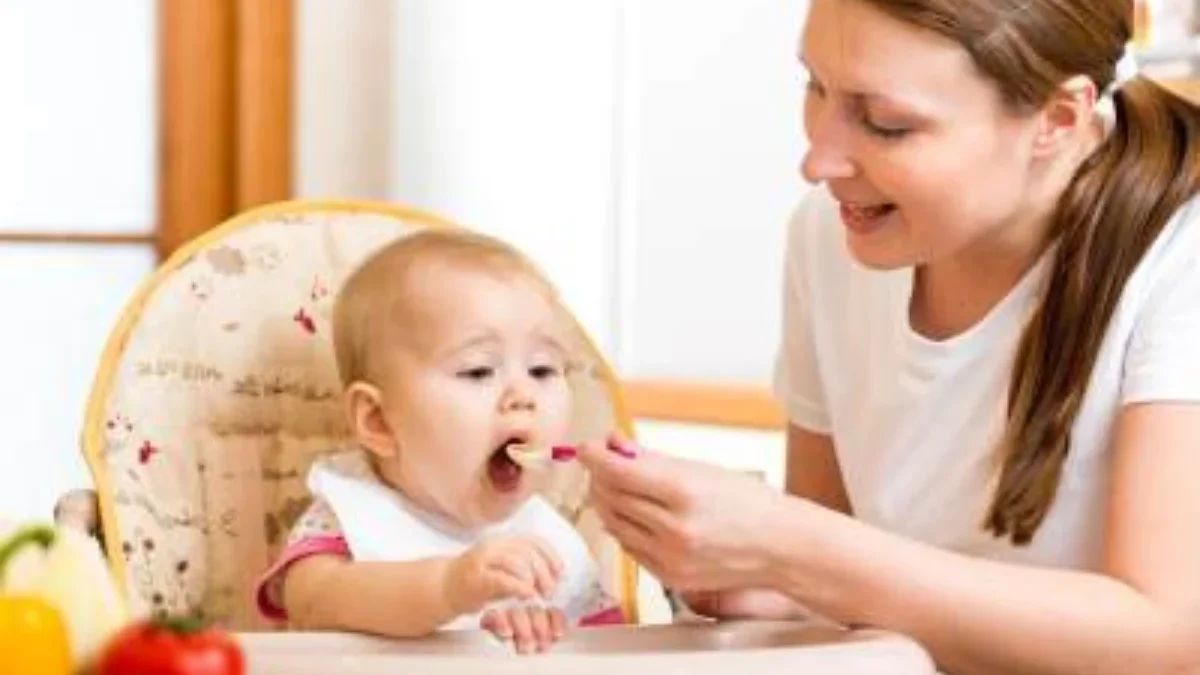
top-left (254, 229), bottom-right (624, 653)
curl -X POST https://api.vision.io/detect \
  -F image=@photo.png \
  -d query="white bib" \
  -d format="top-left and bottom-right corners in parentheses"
top-left (308, 451), bottom-right (604, 630)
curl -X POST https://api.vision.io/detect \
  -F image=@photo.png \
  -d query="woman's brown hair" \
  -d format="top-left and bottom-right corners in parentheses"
top-left (858, 0), bottom-right (1200, 544)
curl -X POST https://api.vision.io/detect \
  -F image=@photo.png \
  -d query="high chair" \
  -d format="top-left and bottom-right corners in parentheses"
top-left (58, 201), bottom-right (641, 630)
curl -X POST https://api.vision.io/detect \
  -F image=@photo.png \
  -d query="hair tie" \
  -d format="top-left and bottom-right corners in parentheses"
top-left (1096, 44), bottom-right (1139, 131)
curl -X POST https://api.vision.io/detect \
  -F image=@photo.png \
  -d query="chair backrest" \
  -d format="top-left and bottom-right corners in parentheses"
top-left (81, 201), bottom-right (638, 630)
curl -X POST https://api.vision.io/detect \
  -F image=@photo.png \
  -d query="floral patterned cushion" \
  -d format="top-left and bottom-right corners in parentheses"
top-left (83, 202), bottom-right (634, 630)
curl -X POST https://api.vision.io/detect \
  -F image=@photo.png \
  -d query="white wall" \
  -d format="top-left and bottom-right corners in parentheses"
top-left (388, 0), bottom-right (621, 357)
top-left (619, 1), bottom-right (809, 382)
top-left (0, 2), bottom-right (156, 230)
top-left (296, 0), bottom-right (809, 379)
top-left (295, 0), bottom-right (803, 475)
top-left (295, 0), bottom-right (396, 200)
top-left (0, 1), bottom-right (157, 522)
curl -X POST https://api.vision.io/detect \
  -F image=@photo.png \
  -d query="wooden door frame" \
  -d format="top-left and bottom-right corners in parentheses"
top-left (158, 0), bottom-right (293, 260)
top-left (624, 380), bottom-right (784, 430)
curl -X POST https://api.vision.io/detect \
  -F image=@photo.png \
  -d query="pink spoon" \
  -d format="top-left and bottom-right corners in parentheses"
top-left (506, 440), bottom-right (636, 466)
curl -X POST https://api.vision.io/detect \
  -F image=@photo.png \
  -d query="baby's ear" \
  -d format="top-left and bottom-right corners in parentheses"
top-left (344, 382), bottom-right (398, 459)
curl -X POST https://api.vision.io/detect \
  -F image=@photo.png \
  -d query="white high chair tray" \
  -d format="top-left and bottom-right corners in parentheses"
top-left (239, 620), bottom-right (935, 674)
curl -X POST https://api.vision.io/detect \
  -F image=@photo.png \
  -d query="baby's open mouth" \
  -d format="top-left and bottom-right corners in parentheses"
top-left (487, 438), bottom-right (525, 493)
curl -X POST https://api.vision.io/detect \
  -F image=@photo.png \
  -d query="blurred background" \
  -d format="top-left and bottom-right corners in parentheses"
top-left (2, 0), bottom-right (1198, 525)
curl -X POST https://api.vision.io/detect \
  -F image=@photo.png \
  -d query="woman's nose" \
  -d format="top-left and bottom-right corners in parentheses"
top-left (801, 112), bottom-right (857, 183)
top-left (801, 140), bottom-right (857, 183)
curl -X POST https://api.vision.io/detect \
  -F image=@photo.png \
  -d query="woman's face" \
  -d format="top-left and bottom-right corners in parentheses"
top-left (800, 0), bottom-right (1047, 270)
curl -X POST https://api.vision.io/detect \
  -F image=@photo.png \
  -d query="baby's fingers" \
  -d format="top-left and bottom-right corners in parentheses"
top-left (514, 538), bottom-right (563, 599)
top-left (489, 545), bottom-right (557, 600)
top-left (524, 545), bottom-right (561, 600)
top-left (529, 607), bottom-right (568, 651)
top-left (480, 609), bottom-right (514, 641)
top-left (509, 608), bottom-right (537, 655)
top-left (549, 608), bottom-right (567, 639)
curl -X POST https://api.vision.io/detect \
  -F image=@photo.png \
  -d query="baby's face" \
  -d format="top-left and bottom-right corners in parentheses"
top-left (371, 264), bottom-right (572, 528)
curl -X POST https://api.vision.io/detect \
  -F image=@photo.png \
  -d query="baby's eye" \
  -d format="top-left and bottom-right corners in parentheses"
top-left (458, 367), bottom-right (495, 381)
top-left (529, 365), bottom-right (561, 380)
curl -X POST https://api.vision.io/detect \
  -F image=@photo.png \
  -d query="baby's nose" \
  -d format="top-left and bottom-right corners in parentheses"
top-left (500, 386), bottom-right (536, 412)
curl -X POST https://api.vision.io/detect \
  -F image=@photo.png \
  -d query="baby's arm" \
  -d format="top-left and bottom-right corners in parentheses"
top-left (283, 554), bottom-right (461, 637)
top-left (275, 534), bottom-right (564, 639)
top-left (256, 498), bottom-right (564, 637)
top-left (255, 499), bottom-right (456, 636)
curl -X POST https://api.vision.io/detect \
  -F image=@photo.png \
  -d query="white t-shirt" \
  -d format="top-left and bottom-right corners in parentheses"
top-left (773, 187), bottom-right (1200, 569)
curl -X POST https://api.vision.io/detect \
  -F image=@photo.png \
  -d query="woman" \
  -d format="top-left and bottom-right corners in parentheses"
top-left (579, 1), bottom-right (1200, 673)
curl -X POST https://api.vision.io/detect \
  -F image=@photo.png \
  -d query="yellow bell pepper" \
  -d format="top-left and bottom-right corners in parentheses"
top-left (0, 595), bottom-right (73, 675)
top-left (0, 526), bottom-right (73, 675)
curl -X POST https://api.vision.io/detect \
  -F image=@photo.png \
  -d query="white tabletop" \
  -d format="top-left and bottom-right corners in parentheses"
top-left (239, 620), bottom-right (936, 674)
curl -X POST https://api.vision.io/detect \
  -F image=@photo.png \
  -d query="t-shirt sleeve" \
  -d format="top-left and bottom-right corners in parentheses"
top-left (254, 498), bottom-right (351, 621)
top-left (772, 195), bottom-right (832, 433)
top-left (1122, 234), bottom-right (1200, 405)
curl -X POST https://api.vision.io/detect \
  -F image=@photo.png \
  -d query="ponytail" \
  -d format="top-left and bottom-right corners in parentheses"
top-left (986, 79), bottom-right (1200, 544)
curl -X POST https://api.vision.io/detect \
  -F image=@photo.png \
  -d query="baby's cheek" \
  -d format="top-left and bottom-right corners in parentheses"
top-left (545, 385), bottom-right (574, 433)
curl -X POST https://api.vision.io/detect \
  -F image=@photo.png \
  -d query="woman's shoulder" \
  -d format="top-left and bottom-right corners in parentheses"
top-left (1154, 194), bottom-right (1200, 261)
top-left (1106, 195), bottom-right (1200, 406)
top-left (1123, 195), bottom-right (1200, 304)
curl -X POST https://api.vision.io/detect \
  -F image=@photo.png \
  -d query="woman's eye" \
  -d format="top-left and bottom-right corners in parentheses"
top-left (458, 367), bottom-right (494, 380)
top-left (862, 116), bottom-right (911, 140)
top-left (529, 365), bottom-right (561, 380)
top-left (805, 78), bottom-right (827, 98)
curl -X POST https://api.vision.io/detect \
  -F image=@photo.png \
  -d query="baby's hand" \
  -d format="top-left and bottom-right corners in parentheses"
top-left (444, 536), bottom-right (563, 614)
top-left (481, 605), bottom-right (567, 654)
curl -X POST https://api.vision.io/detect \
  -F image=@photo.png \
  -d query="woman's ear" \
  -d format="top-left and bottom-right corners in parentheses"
top-left (345, 382), bottom-right (399, 459)
top-left (1031, 74), bottom-right (1098, 158)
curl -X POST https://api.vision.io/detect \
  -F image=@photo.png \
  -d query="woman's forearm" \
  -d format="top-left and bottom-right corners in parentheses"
top-left (764, 498), bottom-right (1197, 675)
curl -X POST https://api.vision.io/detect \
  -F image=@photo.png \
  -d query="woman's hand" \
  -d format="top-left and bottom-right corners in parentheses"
top-left (678, 588), bottom-right (815, 622)
top-left (577, 435), bottom-right (787, 592)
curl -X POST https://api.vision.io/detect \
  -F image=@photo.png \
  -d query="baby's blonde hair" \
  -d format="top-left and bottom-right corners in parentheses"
top-left (333, 228), bottom-right (562, 388)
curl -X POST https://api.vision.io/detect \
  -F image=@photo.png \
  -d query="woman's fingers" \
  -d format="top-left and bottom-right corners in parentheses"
top-left (577, 439), bottom-right (678, 508)
top-left (591, 480), bottom-right (685, 558)
top-left (592, 501), bottom-right (667, 572)
top-left (609, 484), bottom-right (681, 536)
top-left (592, 484), bottom-right (673, 545)
top-left (605, 431), bottom-right (640, 458)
